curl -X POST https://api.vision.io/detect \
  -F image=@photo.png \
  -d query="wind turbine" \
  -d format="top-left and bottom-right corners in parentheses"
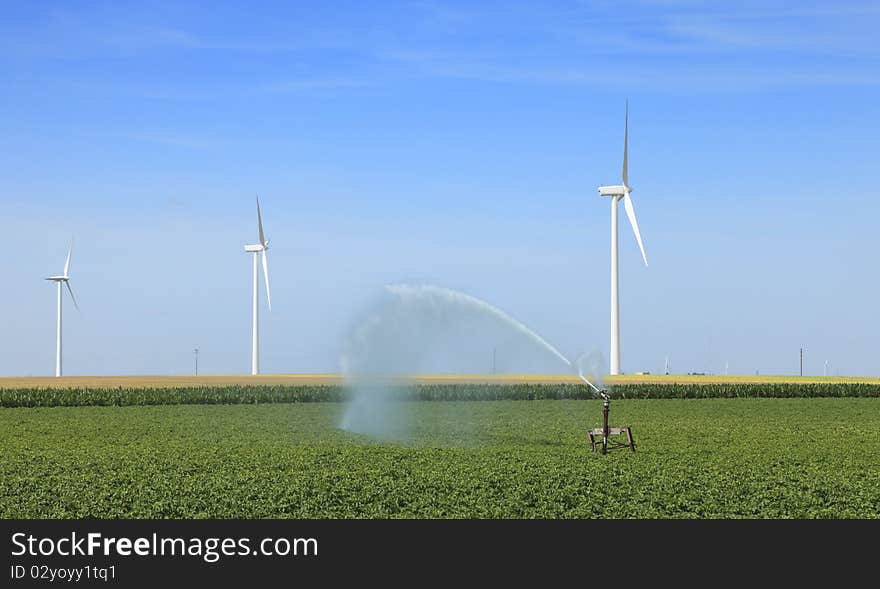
top-left (45, 241), bottom-right (79, 377)
top-left (598, 101), bottom-right (648, 375)
top-left (244, 196), bottom-right (271, 375)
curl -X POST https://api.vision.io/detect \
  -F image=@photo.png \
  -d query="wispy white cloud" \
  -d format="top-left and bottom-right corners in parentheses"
top-left (4, 1), bottom-right (877, 96)
top-left (383, 51), bottom-right (880, 91)
top-left (551, 1), bottom-right (880, 57)
top-left (100, 26), bottom-right (205, 51)
top-left (411, 0), bottom-right (482, 25)
top-left (98, 25), bottom-right (355, 54)
top-left (0, 9), bottom-right (356, 58)
top-left (253, 77), bottom-right (372, 96)
top-left (376, 1), bottom-right (880, 91)
top-left (663, 9), bottom-right (880, 55)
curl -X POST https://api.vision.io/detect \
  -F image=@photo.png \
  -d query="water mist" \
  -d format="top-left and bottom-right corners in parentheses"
top-left (338, 284), bottom-right (603, 440)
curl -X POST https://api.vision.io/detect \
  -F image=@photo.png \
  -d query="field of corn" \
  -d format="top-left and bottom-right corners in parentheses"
top-left (2, 383), bottom-right (879, 518)
top-left (2, 382), bottom-right (880, 407)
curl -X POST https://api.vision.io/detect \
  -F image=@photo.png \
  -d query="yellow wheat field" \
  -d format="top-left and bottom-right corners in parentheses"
top-left (0, 373), bottom-right (878, 389)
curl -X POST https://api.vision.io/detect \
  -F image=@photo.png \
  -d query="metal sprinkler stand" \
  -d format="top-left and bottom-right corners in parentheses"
top-left (588, 390), bottom-right (635, 454)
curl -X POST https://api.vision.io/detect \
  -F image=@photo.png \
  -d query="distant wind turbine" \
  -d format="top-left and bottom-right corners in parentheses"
top-left (244, 196), bottom-right (272, 375)
top-left (598, 101), bottom-right (649, 375)
top-left (45, 240), bottom-right (79, 377)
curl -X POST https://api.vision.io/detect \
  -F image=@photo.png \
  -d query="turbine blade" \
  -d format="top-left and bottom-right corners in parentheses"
top-left (261, 250), bottom-right (271, 311)
top-left (622, 100), bottom-right (628, 186)
top-left (623, 193), bottom-right (648, 266)
top-left (65, 281), bottom-right (79, 311)
top-left (256, 195), bottom-right (266, 246)
top-left (64, 240), bottom-right (73, 276)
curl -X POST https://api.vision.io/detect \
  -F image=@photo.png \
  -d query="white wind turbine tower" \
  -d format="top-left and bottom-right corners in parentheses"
top-left (598, 101), bottom-right (648, 375)
top-left (45, 241), bottom-right (79, 377)
top-left (244, 196), bottom-right (272, 375)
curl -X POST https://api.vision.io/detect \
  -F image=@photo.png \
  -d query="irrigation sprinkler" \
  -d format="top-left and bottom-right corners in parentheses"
top-left (577, 369), bottom-right (635, 455)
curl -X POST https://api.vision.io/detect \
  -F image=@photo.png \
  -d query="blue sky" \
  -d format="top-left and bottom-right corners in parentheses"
top-left (1, 0), bottom-right (878, 376)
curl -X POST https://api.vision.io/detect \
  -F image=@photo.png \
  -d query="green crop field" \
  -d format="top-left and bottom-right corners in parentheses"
top-left (2, 392), bottom-right (879, 518)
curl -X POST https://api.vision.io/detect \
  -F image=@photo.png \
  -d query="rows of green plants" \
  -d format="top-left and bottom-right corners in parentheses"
top-left (2, 399), bottom-right (879, 518)
top-left (610, 382), bottom-right (880, 399)
top-left (0, 385), bottom-right (347, 407)
top-left (2, 382), bottom-right (879, 408)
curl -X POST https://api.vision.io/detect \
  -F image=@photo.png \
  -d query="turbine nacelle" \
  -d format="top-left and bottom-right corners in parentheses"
top-left (598, 185), bottom-right (628, 197)
top-left (46, 275), bottom-right (70, 282)
top-left (244, 244), bottom-right (266, 252)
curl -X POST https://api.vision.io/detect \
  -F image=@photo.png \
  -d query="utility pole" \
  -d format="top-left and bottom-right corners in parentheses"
top-left (800, 347), bottom-right (804, 377)
top-left (194, 348), bottom-right (199, 376)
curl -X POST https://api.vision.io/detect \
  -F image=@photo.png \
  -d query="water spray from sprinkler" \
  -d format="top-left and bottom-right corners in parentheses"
top-left (576, 351), bottom-right (608, 400)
